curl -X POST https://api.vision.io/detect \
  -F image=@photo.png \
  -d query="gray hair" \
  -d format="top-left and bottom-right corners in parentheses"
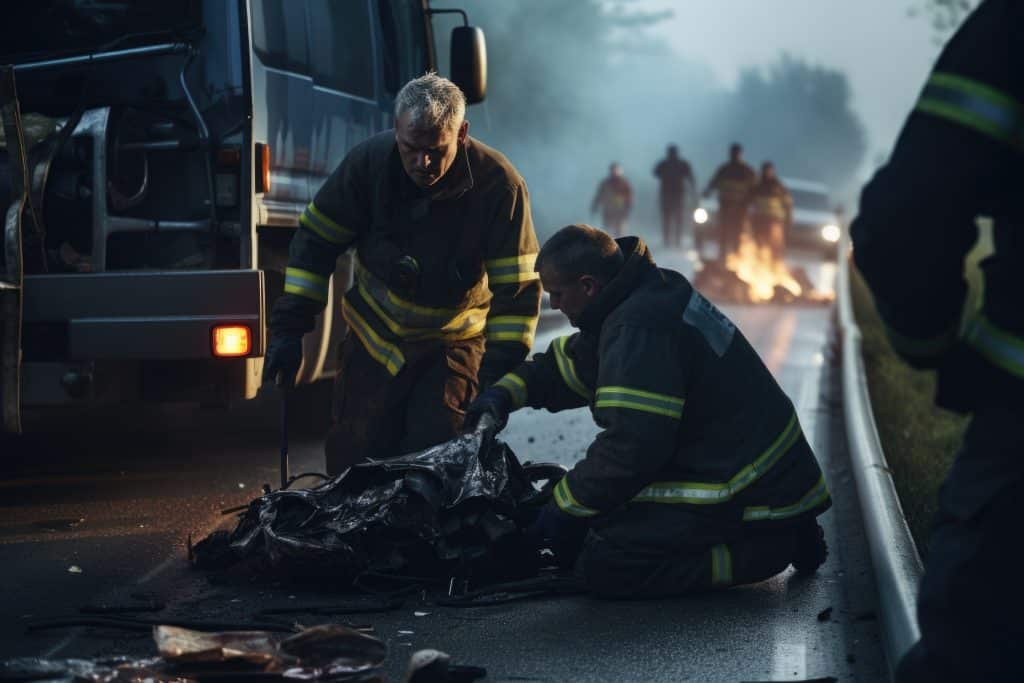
top-left (394, 73), bottom-right (466, 133)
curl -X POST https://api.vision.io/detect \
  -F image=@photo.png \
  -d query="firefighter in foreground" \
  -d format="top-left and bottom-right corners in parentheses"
top-left (747, 162), bottom-right (792, 263)
top-left (653, 144), bottom-right (696, 249)
top-left (263, 73), bottom-right (541, 475)
top-left (465, 224), bottom-right (830, 597)
top-left (589, 162), bottom-right (633, 238)
top-left (851, 1), bottom-right (1024, 679)
top-left (704, 143), bottom-right (756, 262)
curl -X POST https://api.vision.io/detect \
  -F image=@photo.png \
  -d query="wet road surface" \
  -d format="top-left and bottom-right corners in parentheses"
top-left (0, 248), bottom-right (886, 681)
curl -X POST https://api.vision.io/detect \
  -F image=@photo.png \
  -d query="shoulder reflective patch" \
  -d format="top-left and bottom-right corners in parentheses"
top-left (300, 202), bottom-right (356, 245)
top-left (916, 72), bottom-right (1023, 149)
top-left (683, 291), bottom-right (735, 357)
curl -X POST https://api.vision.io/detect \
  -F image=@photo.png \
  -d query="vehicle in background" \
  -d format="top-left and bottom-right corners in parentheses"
top-left (0, 0), bottom-right (486, 434)
top-left (692, 177), bottom-right (841, 260)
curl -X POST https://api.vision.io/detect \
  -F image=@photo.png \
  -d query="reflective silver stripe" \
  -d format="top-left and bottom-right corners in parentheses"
top-left (300, 203), bottom-right (356, 245)
top-left (742, 475), bottom-right (830, 522)
top-left (633, 412), bottom-right (801, 505)
top-left (284, 267), bottom-right (330, 303)
top-left (553, 477), bottom-right (599, 518)
top-left (964, 314), bottom-right (1024, 379)
top-left (486, 315), bottom-right (538, 347)
top-left (710, 544), bottom-right (733, 586)
top-left (916, 72), bottom-right (1024, 148)
top-left (485, 254), bottom-right (540, 285)
top-left (494, 373), bottom-right (528, 408)
top-left (553, 336), bottom-right (593, 401)
top-left (594, 386), bottom-right (684, 419)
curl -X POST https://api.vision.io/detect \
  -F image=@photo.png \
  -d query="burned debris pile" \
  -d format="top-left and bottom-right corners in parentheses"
top-left (192, 428), bottom-right (565, 587)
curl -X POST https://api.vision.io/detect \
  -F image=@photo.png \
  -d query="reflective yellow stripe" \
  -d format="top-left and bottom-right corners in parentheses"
top-left (633, 412), bottom-right (801, 505)
top-left (284, 267), bottom-right (330, 303)
top-left (916, 72), bottom-right (1024, 148)
top-left (357, 283), bottom-right (486, 342)
top-left (742, 475), bottom-right (831, 522)
top-left (299, 202), bottom-right (356, 245)
top-left (965, 313), bottom-right (1024, 379)
top-left (486, 253), bottom-right (540, 285)
top-left (486, 315), bottom-right (538, 347)
top-left (594, 386), bottom-right (684, 419)
top-left (710, 544), bottom-right (733, 586)
top-left (495, 373), bottom-right (528, 408)
top-left (553, 477), bottom-right (599, 518)
top-left (341, 298), bottom-right (405, 375)
top-left (353, 260), bottom-right (488, 341)
top-left (552, 336), bottom-right (592, 402)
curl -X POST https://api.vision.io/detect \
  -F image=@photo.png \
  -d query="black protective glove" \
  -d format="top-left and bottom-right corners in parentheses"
top-left (463, 386), bottom-right (513, 434)
top-left (261, 333), bottom-right (303, 388)
top-left (524, 500), bottom-right (590, 569)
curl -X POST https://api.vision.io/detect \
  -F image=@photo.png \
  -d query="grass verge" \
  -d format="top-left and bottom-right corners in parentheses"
top-left (848, 220), bottom-right (990, 553)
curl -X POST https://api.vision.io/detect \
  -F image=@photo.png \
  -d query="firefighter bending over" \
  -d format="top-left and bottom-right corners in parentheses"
top-left (851, 1), bottom-right (1024, 679)
top-left (589, 163), bottom-right (633, 238)
top-left (653, 144), bottom-right (695, 249)
top-left (465, 225), bottom-right (830, 597)
top-left (263, 73), bottom-right (541, 475)
top-left (704, 143), bottom-right (756, 262)
top-left (748, 162), bottom-right (792, 263)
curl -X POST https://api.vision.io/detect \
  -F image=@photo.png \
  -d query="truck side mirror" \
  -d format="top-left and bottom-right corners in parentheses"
top-left (450, 26), bottom-right (486, 104)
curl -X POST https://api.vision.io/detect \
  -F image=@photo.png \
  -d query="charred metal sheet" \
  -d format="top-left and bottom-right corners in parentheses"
top-left (194, 428), bottom-right (563, 586)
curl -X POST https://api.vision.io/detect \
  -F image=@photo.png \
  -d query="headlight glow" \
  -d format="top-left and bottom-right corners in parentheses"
top-left (694, 208), bottom-right (709, 225)
top-left (821, 224), bottom-right (841, 243)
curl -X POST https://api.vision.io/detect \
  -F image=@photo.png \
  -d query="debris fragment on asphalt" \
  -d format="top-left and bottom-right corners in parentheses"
top-left (67, 565), bottom-right (83, 574)
top-left (816, 606), bottom-right (833, 622)
top-left (193, 427), bottom-right (564, 587)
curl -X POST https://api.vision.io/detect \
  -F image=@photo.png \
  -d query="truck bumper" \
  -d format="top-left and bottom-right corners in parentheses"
top-left (21, 270), bottom-right (266, 405)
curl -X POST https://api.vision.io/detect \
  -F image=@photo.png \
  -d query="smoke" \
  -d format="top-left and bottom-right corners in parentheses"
top-left (433, 1), bottom-right (866, 242)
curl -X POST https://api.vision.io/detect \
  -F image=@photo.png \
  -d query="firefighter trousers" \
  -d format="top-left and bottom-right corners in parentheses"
top-left (660, 198), bottom-right (685, 249)
top-left (577, 502), bottom-right (812, 598)
top-left (751, 216), bottom-right (785, 263)
top-left (324, 333), bottom-right (483, 475)
top-left (896, 406), bottom-right (1024, 683)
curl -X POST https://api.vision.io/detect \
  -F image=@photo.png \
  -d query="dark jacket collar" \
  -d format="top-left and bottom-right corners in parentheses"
top-left (577, 236), bottom-right (659, 333)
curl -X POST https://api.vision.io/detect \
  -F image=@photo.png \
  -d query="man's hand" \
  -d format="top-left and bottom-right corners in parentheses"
top-left (524, 501), bottom-right (589, 569)
top-left (463, 386), bottom-right (512, 434)
top-left (262, 333), bottom-right (303, 388)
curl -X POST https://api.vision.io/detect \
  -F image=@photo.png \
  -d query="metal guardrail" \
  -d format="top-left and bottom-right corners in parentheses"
top-left (836, 227), bottom-right (924, 678)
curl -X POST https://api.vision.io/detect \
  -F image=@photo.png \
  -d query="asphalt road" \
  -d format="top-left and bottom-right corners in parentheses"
top-left (0, 247), bottom-right (887, 681)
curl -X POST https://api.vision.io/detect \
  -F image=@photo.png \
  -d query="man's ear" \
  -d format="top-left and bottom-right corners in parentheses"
top-left (580, 275), bottom-right (602, 297)
top-left (458, 120), bottom-right (470, 145)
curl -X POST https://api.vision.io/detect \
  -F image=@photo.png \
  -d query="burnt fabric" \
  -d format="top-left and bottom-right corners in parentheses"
top-left (325, 333), bottom-right (482, 473)
top-left (849, 2), bottom-right (1024, 679)
top-left (492, 237), bottom-right (830, 594)
top-left (194, 427), bottom-right (564, 585)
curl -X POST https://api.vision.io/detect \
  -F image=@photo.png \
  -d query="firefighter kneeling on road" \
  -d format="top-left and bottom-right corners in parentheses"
top-left (465, 225), bottom-right (831, 597)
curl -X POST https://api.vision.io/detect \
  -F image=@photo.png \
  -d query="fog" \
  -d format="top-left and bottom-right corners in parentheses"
top-left (432, 1), bottom-right (955, 243)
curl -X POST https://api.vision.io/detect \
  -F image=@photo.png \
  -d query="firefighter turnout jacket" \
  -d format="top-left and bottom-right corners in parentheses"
top-left (270, 131), bottom-right (542, 385)
top-left (851, 0), bottom-right (1024, 414)
top-left (706, 160), bottom-right (757, 208)
top-left (748, 177), bottom-right (793, 224)
top-left (494, 237), bottom-right (830, 523)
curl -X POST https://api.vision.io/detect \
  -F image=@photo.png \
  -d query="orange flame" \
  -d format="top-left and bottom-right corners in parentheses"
top-left (724, 233), bottom-right (802, 303)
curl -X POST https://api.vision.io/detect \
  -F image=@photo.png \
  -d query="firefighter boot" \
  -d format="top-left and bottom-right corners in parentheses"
top-left (791, 519), bottom-right (828, 574)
